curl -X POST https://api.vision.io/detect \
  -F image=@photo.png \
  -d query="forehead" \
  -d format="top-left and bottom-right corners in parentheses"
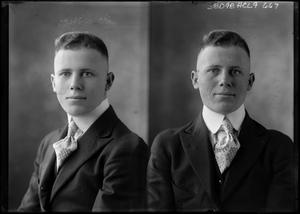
top-left (197, 46), bottom-right (250, 69)
top-left (54, 48), bottom-right (107, 71)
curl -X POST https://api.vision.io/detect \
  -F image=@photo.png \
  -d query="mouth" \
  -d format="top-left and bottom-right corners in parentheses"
top-left (66, 96), bottom-right (87, 100)
top-left (214, 92), bottom-right (235, 97)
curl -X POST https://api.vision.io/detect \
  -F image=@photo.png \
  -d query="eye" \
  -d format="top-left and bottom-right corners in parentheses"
top-left (207, 68), bottom-right (220, 73)
top-left (59, 71), bottom-right (71, 77)
top-left (82, 72), bottom-right (94, 77)
top-left (231, 68), bottom-right (242, 75)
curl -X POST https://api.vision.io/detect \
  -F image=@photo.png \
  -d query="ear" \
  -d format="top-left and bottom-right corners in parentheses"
top-left (247, 73), bottom-right (255, 91)
top-left (50, 74), bottom-right (56, 92)
top-left (105, 72), bottom-right (115, 91)
top-left (191, 70), bottom-right (199, 89)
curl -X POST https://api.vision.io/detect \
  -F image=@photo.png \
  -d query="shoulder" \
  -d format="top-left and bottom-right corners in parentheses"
top-left (39, 126), bottom-right (65, 146)
top-left (260, 129), bottom-right (296, 174)
top-left (106, 119), bottom-right (149, 157)
top-left (249, 116), bottom-right (294, 152)
top-left (151, 121), bottom-right (192, 153)
top-left (42, 127), bottom-right (64, 142)
top-left (264, 129), bottom-right (294, 154)
top-left (246, 114), bottom-right (293, 145)
top-left (253, 119), bottom-right (293, 146)
top-left (34, 126), bottom-right (65, 157)
top-left (266, 129), bottom-right (293, 143)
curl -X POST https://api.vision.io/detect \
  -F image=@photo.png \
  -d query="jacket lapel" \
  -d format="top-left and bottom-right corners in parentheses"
top-left (221, 112), bottom-right (268, 202)
top-left (39, 127), bottom-right (67, 209)
top-left (180, 113), bottom-right (218, 206)
top-left (50, 106), bottom-right (118, 201)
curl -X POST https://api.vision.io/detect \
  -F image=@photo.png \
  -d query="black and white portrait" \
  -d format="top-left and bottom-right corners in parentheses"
top-left (6, 1), bottom-right (297, 212)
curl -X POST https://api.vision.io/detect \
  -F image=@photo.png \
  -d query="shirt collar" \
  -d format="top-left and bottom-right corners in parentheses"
top-left (202, 104), bottom-right (245, 134)
top-left (67, 98), bottom-right (110, 133)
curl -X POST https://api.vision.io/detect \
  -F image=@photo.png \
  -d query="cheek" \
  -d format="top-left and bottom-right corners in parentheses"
top-left (236, 79), bottom-right (249, 91)
top-left (54, 80), bottom-right (68, 95)
top-left (198, 85), bottom-right (212, 103)
top-left (86, 82), bottom-right (106, 97)
top-left (199, 80), bottom-right (214, 94)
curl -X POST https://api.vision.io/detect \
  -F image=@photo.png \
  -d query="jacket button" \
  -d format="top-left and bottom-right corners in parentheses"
top-left (40, 186), bottom-right (45, 191)
top-left (218, 179), bottom-right (222, 184)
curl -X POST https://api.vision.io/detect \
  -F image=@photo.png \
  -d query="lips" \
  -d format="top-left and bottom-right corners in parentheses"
top-left (66, 96), bottom-right (87, 100)
top-left (214, 92), bottom-right (235, 96)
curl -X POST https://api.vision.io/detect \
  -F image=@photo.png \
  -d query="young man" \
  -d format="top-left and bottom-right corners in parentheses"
top-left (18, 32), bottom-right (149, 211)
top-left (147, 30), bottom-right (297, 212)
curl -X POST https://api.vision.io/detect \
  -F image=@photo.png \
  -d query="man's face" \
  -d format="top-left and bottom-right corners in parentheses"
top-left (191, 45), bottom-right (254, 114)
top-left (51, 48), bottom-right (109, 116)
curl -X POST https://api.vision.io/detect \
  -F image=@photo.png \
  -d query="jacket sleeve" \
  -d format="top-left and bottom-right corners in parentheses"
top-left (92, 136), bottom-right (149, 212)
top-left (265, 131), bottom-right (298, 212)
top-left (17, 137), bottom-right (47, 212)
top-left (147, 131), bottom-right (176, 211)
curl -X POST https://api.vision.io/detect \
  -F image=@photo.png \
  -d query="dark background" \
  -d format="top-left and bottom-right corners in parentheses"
top-left (8, 2), bottom-right (294, 211)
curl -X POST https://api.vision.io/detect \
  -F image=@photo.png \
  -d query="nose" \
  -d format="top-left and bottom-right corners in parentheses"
top-left (70, 74), bottom-right (83, 91)
top-left (218, 69), bottom-right (232, 88)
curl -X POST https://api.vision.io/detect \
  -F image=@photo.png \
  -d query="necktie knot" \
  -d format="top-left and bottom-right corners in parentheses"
top-left (53, 120), bottom-right (83, 171)
top-left (67, 120), bottom-right (78, 138)
top-left (221, 117), bottom-right (234, 135)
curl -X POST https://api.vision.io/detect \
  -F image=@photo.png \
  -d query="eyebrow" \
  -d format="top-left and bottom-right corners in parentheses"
top-left (206, 65), bottom-right (221, 68)
top-left (202, 65), bottom-right (222, 70)
top-left (229, 66), bottom-right (243, 70)
top-left (80, 68), bottom-right (95, 72)
top-left (58, 68), bottom-right (95, 72)
top-left (205, 65), bottom-right (243, 69)
top-left (58, 68), bottom-right (71, 73)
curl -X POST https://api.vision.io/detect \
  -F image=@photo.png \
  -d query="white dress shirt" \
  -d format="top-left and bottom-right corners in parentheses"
top-left (202, 104), bottom-right (245, 163)
top-left (202, 104), bottom-right (245, 135)
top-left (67, 98), bottom-right (110, 134)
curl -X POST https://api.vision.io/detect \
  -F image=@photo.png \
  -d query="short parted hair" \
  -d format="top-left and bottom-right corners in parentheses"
top-left (200, 30), bottom-right (250, 58)
top-left (54, 31), bottom-right (109, 59)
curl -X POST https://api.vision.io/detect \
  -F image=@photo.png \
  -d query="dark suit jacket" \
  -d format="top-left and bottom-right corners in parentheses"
top-left (18, 106), bottom-right (149, 212)
top-left (147, 111), bottom-right (297, 212)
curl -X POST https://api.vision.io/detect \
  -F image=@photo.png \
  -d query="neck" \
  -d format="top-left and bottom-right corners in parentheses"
top-left (68, 98), bottom-right (110, 132)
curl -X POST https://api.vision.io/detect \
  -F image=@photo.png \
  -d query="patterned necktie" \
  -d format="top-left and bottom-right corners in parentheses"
top-left (53, 120), bottom-right (83, 171)
top-left (213, 117), bottom-right (240, 174)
